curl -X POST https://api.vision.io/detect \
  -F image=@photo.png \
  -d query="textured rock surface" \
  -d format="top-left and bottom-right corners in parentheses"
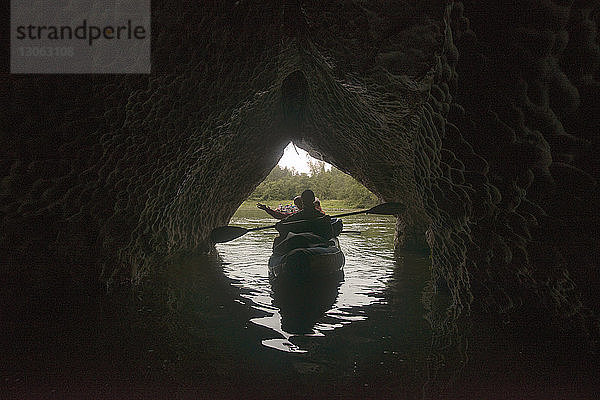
top-left (2, 0), bottom-right (599, 349)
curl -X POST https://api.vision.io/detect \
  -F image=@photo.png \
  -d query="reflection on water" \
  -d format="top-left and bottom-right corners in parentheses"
top-left (8, 208), bottom-right (595, 398)
top-left (3, 206), bottom-right (437, 399)
top-left (216, 208), bottom-right (427, 355)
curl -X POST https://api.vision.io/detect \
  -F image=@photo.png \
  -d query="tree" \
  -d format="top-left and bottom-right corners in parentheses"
top-left (249, 164), bottom-right (378, 208)
top-left (308, 160), bottom-right (326, 176)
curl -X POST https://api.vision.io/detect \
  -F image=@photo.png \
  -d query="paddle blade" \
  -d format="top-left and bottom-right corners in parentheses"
top-left (367, 202), bottom-right (407, 215)
top-left (210, 226), bottom-right (249, 243)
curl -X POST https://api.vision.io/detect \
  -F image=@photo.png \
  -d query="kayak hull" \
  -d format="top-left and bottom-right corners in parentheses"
top-left (268, 237), bottom-right (345, 281)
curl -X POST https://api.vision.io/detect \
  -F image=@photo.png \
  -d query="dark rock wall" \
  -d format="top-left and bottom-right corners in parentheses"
top-left (2, 2), bottom-right (291, 285)
top-left (2, 0), bottom-right (599, 344)
top-left (444, 0), bottom-right (600, 339)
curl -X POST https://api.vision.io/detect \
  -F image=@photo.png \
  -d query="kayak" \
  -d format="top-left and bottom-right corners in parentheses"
top-left (268, 218), bottom-right (345, 281)
top-left (268, 235), bottom-right (345, 280)
top-left (267, 218), bottom-right (345, 332)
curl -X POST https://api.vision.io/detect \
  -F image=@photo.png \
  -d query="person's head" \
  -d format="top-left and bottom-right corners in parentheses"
top-left (293, 196), bottom-right (303, 209)
top-left (301, 190), bottom-right (316, 209)
top-left (314, 197), bottom-right (321, 209)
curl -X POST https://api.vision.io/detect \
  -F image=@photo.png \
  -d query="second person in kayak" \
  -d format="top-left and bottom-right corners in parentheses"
top-left (279, 189), bottom-right (333, 240)
top-left (281, 190), bottom-right (322, 222)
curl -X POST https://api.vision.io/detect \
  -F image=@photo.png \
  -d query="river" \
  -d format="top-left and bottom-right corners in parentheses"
top-left (212, 207), bottom-right (433, 394)
top-left (3, 205), bottom-right (436, 399)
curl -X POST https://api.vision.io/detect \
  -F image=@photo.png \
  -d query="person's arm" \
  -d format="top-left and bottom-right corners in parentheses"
top-left (266, 208), bottom-right (288, 220)
top-left (257, 203), bottom-right (288, 220)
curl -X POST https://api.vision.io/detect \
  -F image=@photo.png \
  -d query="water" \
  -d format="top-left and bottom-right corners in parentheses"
top-left (7, 206), bottom-right (594, 398)
top-left (3, 206), bottom-right (435, 399)
top-left (216, 207), bottom-right (432, 371)
top-left (182, 209), bottom-right (599, 398)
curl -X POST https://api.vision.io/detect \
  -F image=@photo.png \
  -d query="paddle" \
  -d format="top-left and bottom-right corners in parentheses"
top-left (210, 202), bottom-right (406, 243)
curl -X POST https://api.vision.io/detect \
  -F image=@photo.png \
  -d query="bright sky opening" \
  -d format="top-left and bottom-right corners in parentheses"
top-left (277, 142), bottom-right (332, 175)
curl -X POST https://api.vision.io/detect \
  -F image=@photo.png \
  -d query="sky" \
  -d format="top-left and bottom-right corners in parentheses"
top-left (277, 142), bottom-right (331, 174)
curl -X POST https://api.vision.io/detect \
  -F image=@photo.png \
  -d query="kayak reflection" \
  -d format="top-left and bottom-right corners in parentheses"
top-left (217, 209), bottom-right (400, 354)
top-left (270, 271), bottom-right (344, 334)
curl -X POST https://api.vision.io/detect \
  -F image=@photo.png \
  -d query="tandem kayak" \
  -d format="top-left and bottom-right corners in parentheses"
top-left (267, 218), bottom-right (345, 332)
top-left (268, 218), bottom-right (345, 281)
top-left (268, 235), bottom-right (345, 281)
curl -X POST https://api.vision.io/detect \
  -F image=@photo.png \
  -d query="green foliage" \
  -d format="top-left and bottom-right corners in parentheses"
top-left (249, 164), bottom-right (378, 208)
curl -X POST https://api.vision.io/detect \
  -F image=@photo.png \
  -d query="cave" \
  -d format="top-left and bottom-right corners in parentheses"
top-left (2, 1), bottom-right (600, 398)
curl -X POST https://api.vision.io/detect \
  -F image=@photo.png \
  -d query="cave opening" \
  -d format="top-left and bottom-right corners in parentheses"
top-left (244, 141), bottom-right (378, 209)
top-left (215, 175), bottom-right (430, 360)
top-left (207, 135), bottom-right (434, 356)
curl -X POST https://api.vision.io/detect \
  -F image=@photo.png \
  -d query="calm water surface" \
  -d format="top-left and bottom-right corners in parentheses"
top-left (6, 207), bottom-right (595, 398)
top-left (216, 207), bottom-right (432, 360)
top-left (175, 208), bottom-right (596, 398)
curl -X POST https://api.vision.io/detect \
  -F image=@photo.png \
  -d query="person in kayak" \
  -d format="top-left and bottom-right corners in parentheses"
top-left (278, 190), bottom-right (333, 240)
top-left (257, 196), bottom-right (303, 219)
top-left (314, 197), bottom-right (323, 212)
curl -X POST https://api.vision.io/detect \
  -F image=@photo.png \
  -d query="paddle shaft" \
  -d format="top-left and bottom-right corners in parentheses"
top-left (249, 226), bottom-right (361, 234)
top-left (246, 224), bottom-right (277, 232)
top-left (278, 207), bottom-right (387, 226)
top-left (228, 209), bottom-right (375, 234)
top-left (328, 209), bottom-right (378, 218)
top-left (211, 202), bottom-right (404, 243)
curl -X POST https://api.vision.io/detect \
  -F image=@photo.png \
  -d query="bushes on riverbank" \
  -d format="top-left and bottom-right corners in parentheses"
top-left (249, 164), bottom-right (378, 209)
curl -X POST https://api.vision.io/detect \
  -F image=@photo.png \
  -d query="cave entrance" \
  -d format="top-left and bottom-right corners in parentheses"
top-left (244, 141), bottom-right (379, 212)
top-left (216, 142), bottom-right (410, 351)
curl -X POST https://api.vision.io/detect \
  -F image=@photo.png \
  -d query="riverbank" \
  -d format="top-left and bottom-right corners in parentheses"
top-left (236, 199), bottom-right (364, 214)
